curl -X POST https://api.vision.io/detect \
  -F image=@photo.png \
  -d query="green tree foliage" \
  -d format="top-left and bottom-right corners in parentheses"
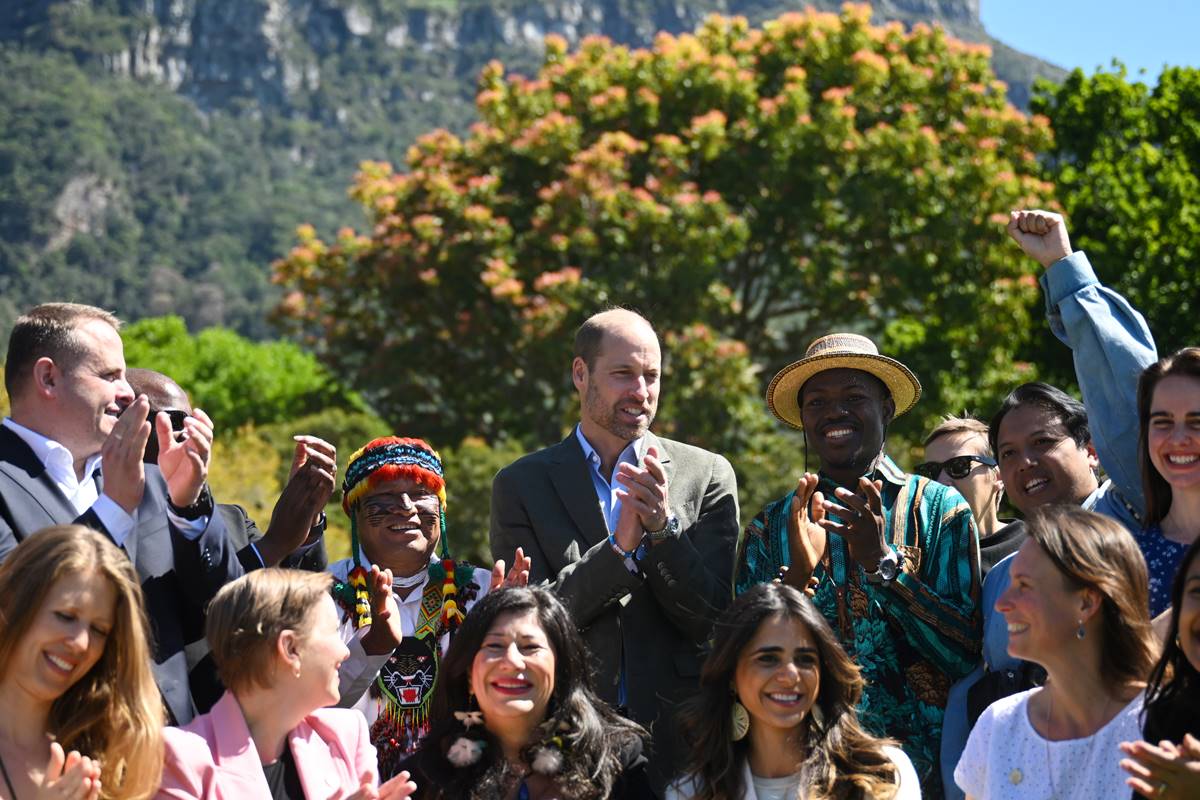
top-left (1033, 64), bottom-right (1199, 378)
top-left (122, 315), bottom-right (367, 432)
top-left (276, 5), bottom-right (1054, 455)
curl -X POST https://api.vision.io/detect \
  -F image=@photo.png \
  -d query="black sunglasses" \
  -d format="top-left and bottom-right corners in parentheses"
top-left (914, 454), bottom-right (997, 480)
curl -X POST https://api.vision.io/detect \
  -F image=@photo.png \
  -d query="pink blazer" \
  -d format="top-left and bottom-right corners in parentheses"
top-left (156, 691), bottom-right (378, 799)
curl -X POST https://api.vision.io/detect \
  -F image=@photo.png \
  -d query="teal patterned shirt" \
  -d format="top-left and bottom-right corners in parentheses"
top-left (735, 455), bottom-right (981, 796)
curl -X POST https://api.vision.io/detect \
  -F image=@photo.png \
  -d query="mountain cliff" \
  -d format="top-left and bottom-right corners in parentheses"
top-left (0, 0), bottom-right (1064, 335)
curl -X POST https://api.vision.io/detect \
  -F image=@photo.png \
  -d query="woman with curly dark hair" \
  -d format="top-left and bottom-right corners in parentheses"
top-left (400, 586), bottom-right (653, 799)
top-left (667, 582), bottom-right (918, 800)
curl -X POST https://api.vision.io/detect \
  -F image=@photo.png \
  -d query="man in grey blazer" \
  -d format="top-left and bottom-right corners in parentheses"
top-left (490, 308), bottom-right (740, 791)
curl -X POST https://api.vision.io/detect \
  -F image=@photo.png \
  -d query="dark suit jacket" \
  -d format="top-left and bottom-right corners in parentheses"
top-left (186, 503), bottom-right (329, 713)
top-left (0, 425), bottom-right (243, 725)
top-left (489, 431), bottom-right (739, 791)
top-left (221, 503), bottom-right (328, 575)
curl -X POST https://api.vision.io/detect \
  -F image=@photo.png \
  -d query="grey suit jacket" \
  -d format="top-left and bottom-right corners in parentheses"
top-left (489, 430), bottom-right (739, 791)
top-left (0, 425), bottom-right (243, 725)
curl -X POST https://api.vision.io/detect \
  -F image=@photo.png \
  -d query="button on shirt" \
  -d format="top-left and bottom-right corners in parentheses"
top-left (1, 417), bottom-right (207, 547)
top-left (574, 424), bottom-right (645, 535)
top-left (575, 425), bottom-right (645, 709)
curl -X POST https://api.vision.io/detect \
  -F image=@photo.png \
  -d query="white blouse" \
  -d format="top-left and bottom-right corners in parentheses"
top-left (955, 687), bottom-right (1142, 799)
top-left (665, 745), bottom-right (920, 799)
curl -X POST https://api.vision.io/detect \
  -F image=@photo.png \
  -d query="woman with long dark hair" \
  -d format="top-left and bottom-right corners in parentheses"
top-left (1132, 346), bottom-right (1200, 617)
top-left (667, 582), bottom-right (919, 800)
top-left (0, 525), bottom-right (164, 800)
top-left (1120, 536), bottom-right (1200, 799)
top-left (400, 586), bottom-right (652, 799)
top-left (955, 505), bottom-right (1157, 799)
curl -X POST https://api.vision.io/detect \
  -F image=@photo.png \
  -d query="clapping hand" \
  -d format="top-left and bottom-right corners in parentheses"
top-left (259, 436), bottom-right (337, 564)
top-left (491, 546), bottom-right (531, 589)
top-left (101, 395), bottom-right (152, 514)
top-left (360, 565), bottom-right (404, 656)
top-left (780, 473), bottom-right (827, 591)
top-left (820, 478), bottom-right (889, 572)
top-left (342, 770), bottom-right (417, 800)
top-left (33, 742), bottom-right (101, 800)
top-left (614, 446), bottom-right (670, 536)
top-left (157, 406), bottom-right (215, 508)
top-left (1120, 733), bottom-right (1200, 800)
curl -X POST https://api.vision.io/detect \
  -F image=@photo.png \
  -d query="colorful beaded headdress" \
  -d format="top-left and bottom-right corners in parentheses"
top-left (337, 436), bottom-right (468, 632)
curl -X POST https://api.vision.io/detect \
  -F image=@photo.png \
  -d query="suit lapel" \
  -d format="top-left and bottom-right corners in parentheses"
top-left (549, 434), bottom-right (610, 548)
top-left (209, 693), bottom-right (273, 796)
top-left (643, 432), bottom-right (675, 499)
top-left (291, 720), bottom-right (343, 799)
top-left (0, 426), bottom-right (78, 523)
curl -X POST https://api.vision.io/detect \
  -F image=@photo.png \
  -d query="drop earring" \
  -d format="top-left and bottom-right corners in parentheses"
top-left (1076, 619), bottom-right (1086, 640)
top-left (731, 699), bottom-right (750, 741)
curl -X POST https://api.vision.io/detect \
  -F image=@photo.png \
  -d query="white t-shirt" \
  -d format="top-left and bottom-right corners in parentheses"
top-left (664, 745), bottom-right (920, 800)
top-left (954, 687), bottom-right (1142, 799)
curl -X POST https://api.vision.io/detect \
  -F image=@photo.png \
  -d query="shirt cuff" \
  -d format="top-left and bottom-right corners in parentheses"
top-left (1040, 250), bottom-right (1098, 309)
top-left (94, 494), bottom-right (136, 549)
top-left (167, 508), bottom-right (210, 541)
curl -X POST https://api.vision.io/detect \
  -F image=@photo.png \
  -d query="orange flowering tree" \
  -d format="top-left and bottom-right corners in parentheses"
top-left (274, 4), bottom-right (1054, 450)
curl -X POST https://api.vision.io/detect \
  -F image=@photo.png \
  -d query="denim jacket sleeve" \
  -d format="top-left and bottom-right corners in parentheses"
top-left (1040, 251), bottom-right (1158, 515)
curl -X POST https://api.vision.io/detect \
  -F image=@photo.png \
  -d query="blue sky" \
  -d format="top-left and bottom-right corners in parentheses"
top-left (981, 0), bottom-right (1197, 81)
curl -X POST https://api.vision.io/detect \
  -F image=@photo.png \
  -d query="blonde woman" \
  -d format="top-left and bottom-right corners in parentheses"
top-left (0, 525), bottom-right (164, 799)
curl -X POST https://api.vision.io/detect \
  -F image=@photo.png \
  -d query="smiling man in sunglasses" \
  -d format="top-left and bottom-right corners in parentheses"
top-left (920, 416), bottom-right (1021, 578)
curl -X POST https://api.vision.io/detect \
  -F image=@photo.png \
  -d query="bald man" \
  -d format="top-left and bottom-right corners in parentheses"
top-left (489, 308), bottom-right (740, 791)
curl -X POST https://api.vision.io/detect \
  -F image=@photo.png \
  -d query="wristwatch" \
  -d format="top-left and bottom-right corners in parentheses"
top-left (864, 547), bottom-right (902, 584)
top-left (167, 483), bottom-right (215, 521)
top-left (644, 514), bottom-right (681, 544)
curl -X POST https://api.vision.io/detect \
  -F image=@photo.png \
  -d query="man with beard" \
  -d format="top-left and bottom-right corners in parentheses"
top-left (735, 333), bottom-right (980, 797)
top-left (489, 308), bottom-right (740, 792)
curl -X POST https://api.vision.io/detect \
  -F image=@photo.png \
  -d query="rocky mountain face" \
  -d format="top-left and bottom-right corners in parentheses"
top-left (50, 0), bottom-right (1055, 114)
top-left (0, 0), bottom-right (1063, 336)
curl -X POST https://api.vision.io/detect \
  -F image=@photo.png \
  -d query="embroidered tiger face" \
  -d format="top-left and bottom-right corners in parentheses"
top-left (376, 638), bottom-right (439, 705)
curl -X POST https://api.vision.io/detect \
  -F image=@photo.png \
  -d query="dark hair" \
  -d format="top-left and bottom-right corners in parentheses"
top-left (4, 303), bottom-right (121, 398)
top-left (1142, 536), bottom-right (1200, 742)
top-left (1137, 347), bottom-right (1200, 526)
top-left (412, 587), bottom-right (644, 800)
top-left (988, 382), bottom-right (1091, 455)
top-left (676, 584), bottom-right (899, 800)
top-left (572, 307), bottom-right (654, 372)
top-left (1025, 505), bottom-right (1156, 694)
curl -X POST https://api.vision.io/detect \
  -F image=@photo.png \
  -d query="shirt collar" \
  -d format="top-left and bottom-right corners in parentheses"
top-left (1, 417), bottom-right (95, 485)
top-left (574, 424), bottom-right (644, 473)
top-left (818, 453), bottom-right (907, 489)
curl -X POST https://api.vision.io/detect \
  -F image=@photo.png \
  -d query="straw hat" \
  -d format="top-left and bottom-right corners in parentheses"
top-left (766, 333), bottom-right (921, 430)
